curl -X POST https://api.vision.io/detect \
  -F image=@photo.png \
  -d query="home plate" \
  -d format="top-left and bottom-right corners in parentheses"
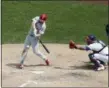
top-left (30, 71), bottom-right (44, 74)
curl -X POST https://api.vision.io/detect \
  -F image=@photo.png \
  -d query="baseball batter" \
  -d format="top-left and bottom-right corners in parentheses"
top-left (69, 35), bottom-right (108, 71)
top-left (18, 14), bottom-right (50, 69)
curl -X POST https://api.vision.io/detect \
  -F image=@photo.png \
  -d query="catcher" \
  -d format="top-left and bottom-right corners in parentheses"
top-left (69, 35), bottom-right (108, 71)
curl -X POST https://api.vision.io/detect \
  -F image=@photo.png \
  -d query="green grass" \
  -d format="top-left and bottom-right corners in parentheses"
top-left (2, 1), bottom-right (108, 44)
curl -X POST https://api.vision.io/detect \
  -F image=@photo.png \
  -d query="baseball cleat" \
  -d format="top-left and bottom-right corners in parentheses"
top-left (17, 64), bottom-right (24, 69)
top-left (95, 65), bottom-right (105, 71)
top-left (45, 59), bottom-right (50, 66)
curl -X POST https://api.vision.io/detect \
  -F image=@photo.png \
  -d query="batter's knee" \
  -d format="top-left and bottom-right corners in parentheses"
top-left (33, 48), bottom-right (39, 55)
top-left (33, 49), bottom-right (36, 54)
top-left (23, 47), bottom-right (29, 53)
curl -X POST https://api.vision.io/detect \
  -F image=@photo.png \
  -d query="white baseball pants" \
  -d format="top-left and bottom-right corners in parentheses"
top-left (93, 53), bottom-right (108, 63)
top-left (20, 35), bottom-right (47, 64)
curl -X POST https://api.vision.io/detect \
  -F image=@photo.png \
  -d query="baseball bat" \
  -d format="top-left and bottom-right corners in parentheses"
top-left (39, 39), bottom-right (50, 54)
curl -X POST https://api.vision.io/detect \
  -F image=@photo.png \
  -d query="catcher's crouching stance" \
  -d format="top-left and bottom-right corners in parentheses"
top-left (69, 35), bottom-right (108, 71)
top-left (17, 14), bottom-right (50, 69)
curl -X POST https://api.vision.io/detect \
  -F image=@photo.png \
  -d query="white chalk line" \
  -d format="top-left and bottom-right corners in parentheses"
top-left (19, 80), bottom-right (52, 87)
top-left (19, 80), bottom-right (37, 87)
top-left (11, 70), bottom-right (44, 74)
top-left (29, 71), bottom-right (44, 74)
top-left (10, 69), bottom-right (45, 87)
top-left (18, 70), bottom-right (44, 87)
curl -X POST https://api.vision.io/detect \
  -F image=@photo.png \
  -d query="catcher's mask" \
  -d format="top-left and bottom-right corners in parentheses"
top-left (85, 35), bottom-right (96, 45)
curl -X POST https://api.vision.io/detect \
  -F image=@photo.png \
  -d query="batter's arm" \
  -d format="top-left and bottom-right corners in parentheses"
top-left (32, 21), bottom-right (40, 37)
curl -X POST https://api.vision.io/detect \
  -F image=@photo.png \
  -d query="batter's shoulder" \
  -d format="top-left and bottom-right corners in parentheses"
top-left (32, 16), bottom-right (40, 21)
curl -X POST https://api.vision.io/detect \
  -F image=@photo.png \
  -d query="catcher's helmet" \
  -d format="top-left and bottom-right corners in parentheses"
top-left (85, 35), bottom-right (96, 45)
top-left (40, 14), bottom-right (47, 21)
top-left (87, 35), bottom-right (96, 41)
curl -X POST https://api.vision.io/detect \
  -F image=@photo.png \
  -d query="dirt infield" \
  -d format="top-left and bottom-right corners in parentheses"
top-left (2, 44), bottom-right (108, 87)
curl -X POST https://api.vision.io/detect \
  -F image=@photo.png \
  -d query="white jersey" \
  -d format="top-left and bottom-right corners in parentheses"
top-left (87, 40), bottom-right (108, 55)
top-left (28, 16), bottom-right (46, 37)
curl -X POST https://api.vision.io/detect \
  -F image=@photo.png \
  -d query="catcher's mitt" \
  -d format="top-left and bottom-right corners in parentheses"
top-left (69, 40), bottom-right (77, 49)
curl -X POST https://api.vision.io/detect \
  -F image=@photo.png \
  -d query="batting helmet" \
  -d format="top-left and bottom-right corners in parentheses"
top-left (40, 14), bottom-right (47, 21)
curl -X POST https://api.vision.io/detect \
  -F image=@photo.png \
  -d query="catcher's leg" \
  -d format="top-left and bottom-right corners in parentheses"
top-left (94, 54), bottom-right (108, 66)
top-left (89, 54), bottom-right (106, 71)
top-left (88, 53), bottom-right (94, 62)
top-left (31, 38), bottom-right (50, 66)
